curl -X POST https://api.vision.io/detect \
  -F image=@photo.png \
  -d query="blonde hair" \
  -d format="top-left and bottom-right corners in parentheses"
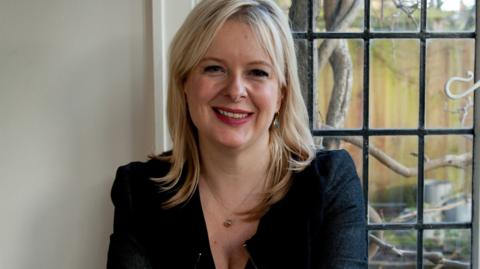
top-left (153, 0), bottom-right (315, 217)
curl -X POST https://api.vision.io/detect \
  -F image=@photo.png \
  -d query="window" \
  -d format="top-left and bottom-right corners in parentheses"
top-left (274, 0), bottom-right (478, 267)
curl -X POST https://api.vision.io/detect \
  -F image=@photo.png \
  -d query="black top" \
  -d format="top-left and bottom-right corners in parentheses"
top-left (107, 150), bottom-right (367, 269)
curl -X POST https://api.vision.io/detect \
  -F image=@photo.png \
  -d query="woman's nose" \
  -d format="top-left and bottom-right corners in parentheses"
top-left (225, 74), bottom-right (247, 102)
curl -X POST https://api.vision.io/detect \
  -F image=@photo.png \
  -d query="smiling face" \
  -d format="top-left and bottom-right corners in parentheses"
top-left (184, 20), bottom-right (282, 152)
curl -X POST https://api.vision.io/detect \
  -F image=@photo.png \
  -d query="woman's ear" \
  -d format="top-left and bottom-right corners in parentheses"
top-left (276, 86), bottom-right (284, 111)
top-left (183, 81), bottom-right (189, 105)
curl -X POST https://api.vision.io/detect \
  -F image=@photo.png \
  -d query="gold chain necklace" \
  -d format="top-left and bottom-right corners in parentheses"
top-left (201, 177), bottom-right (261, 228)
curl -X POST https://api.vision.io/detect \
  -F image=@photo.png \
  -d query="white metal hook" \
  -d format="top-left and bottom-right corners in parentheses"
top-left (444, 71), bottom-right (480, 100)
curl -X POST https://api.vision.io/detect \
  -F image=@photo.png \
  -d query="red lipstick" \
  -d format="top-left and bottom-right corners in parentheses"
top-left (213, 107), bottom-right (253, 126)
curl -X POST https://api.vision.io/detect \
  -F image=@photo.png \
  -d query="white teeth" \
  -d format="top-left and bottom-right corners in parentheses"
top-left (217, 109), bottom-right (248, 119)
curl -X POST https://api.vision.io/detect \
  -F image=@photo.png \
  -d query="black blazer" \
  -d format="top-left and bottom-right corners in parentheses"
top-left (107, 150), bottom-right (367, 268)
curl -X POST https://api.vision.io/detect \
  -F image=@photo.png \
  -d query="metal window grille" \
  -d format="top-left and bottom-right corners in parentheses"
top-left (287, 0), bottom-right (479, 267)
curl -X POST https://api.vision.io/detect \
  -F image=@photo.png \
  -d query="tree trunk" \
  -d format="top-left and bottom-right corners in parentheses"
top-left (320, 0), bottom-right (360, 149)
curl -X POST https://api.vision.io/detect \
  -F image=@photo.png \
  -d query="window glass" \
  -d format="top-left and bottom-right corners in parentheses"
top-left (315, 39), bottom-right (364, 129)
top-left (424, 135), bottom-right (473, 224)
top-left (427, 0), bottom-right (476, 32)
top-left (370, 39), bottom-right (419, 129)
top-left (369, 136), bottom-right (418, 224)
top-left (426, 39), bottom-right (475, 128)
top-left (370, 0), bottom-right (421, 32)
top-left (315, 0), bottom-right (364, 32)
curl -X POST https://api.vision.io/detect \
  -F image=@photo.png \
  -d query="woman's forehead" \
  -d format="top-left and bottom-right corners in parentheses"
top-left (201, 20), bottom-right (278, 67)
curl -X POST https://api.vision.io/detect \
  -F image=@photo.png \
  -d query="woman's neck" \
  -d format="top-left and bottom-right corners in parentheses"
top-left (198, 138), bottom-right (270, 202)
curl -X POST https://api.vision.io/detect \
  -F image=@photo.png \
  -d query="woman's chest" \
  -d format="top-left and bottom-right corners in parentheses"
top-left (205, 219), bottom-right (260, 269)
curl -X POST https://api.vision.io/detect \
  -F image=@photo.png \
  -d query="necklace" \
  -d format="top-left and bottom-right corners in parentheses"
top-left (201, 176), bottom-right (261, 228)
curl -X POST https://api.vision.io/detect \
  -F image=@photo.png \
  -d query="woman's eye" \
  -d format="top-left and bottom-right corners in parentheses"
top-left (203, 65), bottom-right (224, 73)
top-left (250, 69), bottom-right (269, 78)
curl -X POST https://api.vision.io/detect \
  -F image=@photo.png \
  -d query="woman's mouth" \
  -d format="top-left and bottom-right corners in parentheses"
top-left (213, 107), bottom-right (253, 125)
top-left (217, 108), bottom-right (249, 119)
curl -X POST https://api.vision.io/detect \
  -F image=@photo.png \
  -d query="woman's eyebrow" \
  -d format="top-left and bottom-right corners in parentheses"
top-left (200, 57), bottom-right (272, 67)
top-left (199, 57), bottom-right (224, 63)
top-left (247, 60), bottom-right (273, 68)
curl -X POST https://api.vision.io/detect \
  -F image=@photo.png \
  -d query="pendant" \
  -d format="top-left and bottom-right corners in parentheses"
top-left (223, 219), bottom-right (233, 228)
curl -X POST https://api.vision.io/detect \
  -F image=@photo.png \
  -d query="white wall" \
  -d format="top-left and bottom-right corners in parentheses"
top-left (0, 0), bottom-right (155, 268)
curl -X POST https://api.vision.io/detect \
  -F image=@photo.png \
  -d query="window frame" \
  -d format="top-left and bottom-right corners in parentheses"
top-left (473, 4), bottom-right (479, 264)
top-left (153, 0), bottom-right (199, 153)
top-left (293, 0), bottom-right (478, 267)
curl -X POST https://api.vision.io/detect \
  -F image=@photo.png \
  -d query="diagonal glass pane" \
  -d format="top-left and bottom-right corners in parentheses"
top-left (370, 0), bottom-right (421, 32)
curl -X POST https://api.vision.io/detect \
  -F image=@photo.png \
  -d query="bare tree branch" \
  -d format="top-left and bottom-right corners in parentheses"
top-left (317, 0), bottom-right (362, 71)
top-left (444, 95), bottom-right (474, 127)
top-left (319, 1), bottom-right (362, 149)
top-left (391, 199), bottom-right (468, 223)
top-left (319, 124), bottom-right (473, 177)
top-left (322, 41), bottom-right (354, 149)
top-left (392, 0), bottom-right (420, 28)
top-left (368, 206), bottom-right (384, 259)
top-left (369, 234), bottom-right (470, 268)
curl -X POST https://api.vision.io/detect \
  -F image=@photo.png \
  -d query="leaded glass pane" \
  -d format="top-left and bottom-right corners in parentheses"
top-left (315, 39), bottom-right (364, 129)
top-left (426, 39), bottom-right (475, 128)
top-left (370, 39), bottom-right (420, 128)
top-left (369, 136), bottom-right (418, 224)
top-left (427, 0), bottom-right (476, 32)
top-left (371, 0), bottom-right (421, 32)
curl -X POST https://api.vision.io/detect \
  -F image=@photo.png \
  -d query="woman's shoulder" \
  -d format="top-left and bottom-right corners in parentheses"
top-left (300, 149), bottom-right (358, 180)
top-left (116, 151), bottom-right (173, 180)
top-left (291, 148), bottom-right (364, 223)
top-left (111, 152), bottom-right (174, 210)
top-left (292, 149), bottom-right (360, 203)
top-left (315, 148), bottom-right (356, 166)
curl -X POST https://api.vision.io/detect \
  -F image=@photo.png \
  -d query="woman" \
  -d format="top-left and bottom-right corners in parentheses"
top-left (107, 0), bottom-right (366, 268)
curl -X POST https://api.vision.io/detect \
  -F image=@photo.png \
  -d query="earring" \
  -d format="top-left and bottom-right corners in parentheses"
top-left (273, 113), bottom-right (280, 129)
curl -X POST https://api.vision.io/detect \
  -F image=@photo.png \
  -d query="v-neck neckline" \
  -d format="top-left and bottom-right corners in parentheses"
top-left (192, 185), bottom-right (267, 268)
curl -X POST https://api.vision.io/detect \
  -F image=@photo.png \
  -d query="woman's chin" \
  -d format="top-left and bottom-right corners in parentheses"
top-left (215, 137), bottom-right (249, 150)
top-left (199, 128), bottom-right (269, 152)
top-left (212, 133), bottom-right (263, 151)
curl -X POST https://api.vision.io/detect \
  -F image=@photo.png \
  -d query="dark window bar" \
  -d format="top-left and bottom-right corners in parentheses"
top-left (369, 222), bottom-right (472, 231)
top-left (294, 0), bottom-right (477, 267)
top-left (416, 1), bottom-right (427, 266)
top-left (362, 0), bottom-right (371, 263)
top-left (311, 128), bottom-right (474, 137)
top-left (473, 1), bottom-right (480, 267)
top-left (306, 0), bottom-right (314, 130)
top-left (293, 32), bottom-right (475, 39)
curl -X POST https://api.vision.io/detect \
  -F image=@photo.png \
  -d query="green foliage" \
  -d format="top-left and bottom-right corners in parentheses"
top-left (384, 230), bottom-right (416, 249)
top-left (374, 184), bottom-right (417, 207)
